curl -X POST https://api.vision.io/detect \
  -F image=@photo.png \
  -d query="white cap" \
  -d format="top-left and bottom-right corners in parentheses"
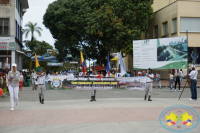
top-left (12, 63), bottom-right (17, 67)
top-left (191, 65), bottom-right (195, 68)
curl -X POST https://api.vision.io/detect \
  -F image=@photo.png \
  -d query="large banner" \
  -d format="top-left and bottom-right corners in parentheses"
top-left (45, 76), bottom-right (146, 90)
top-left (133, 36), bottom-right (188, 70)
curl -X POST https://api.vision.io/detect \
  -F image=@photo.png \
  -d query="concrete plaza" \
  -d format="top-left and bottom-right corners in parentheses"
top-left (0, 87), bottom-right (200, 133)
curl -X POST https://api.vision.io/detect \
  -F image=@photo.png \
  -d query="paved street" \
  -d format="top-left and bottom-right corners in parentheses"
top-left (0, 86), bottom-right (200, 133)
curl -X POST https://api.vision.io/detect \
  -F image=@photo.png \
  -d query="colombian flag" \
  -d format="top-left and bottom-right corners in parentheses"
top-left (35, 53), bottom-right (41, 72)
top-left (80, 51), bottom-right (85, 76)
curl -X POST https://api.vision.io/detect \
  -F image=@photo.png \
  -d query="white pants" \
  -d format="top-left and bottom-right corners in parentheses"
top-left (145, 83), bottom-right (152, 96)
top-left (8, 86), bottom-right (19, 108)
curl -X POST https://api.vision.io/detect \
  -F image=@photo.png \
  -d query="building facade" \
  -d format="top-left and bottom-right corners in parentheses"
top-left (0, 0), bottom-right (29, 70)
top-left (148, 0), bottom-right (200, 68)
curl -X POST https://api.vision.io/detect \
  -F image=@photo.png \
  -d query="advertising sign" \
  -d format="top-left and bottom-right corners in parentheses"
top-left (47, 62), bottom-right (63, 66)
top-left (133, 36), bottom-right (188, 70)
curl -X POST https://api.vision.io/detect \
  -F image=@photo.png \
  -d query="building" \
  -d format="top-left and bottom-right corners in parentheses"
top-left (0, 0), bottom-right (29, 70)
top-left (148, 0), bottom-right (200, 69)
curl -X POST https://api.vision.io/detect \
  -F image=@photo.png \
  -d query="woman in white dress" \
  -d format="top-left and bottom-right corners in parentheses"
top-left (8, 63), bottom-right (20, 110)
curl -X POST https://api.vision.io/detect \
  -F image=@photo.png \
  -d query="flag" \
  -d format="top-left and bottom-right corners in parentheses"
top-left (106, 53), bottom-right (110, 77)
top-left (35, 53), bottom-right (41, 72)
top-left (120, 51), bottom-right (126, 76)
top-left (80, 51), bottom-right (86, 76)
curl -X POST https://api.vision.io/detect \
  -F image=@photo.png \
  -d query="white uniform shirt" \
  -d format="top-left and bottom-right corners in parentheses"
top-left (35, 75), bottom-right (45, 85)
top-left (179, 71), bottom-right (183, 77)
top-left (189, 70), bottom-right (198, 80)
top-left (146, 73), bottom-right (154, 82)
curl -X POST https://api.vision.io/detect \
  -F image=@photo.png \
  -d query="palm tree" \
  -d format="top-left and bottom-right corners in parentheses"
top-left (24, 22), bottom-right (43, 41)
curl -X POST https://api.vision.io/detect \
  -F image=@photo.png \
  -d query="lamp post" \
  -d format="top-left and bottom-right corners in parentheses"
top-left (26, 49), bottom-right (32, 73)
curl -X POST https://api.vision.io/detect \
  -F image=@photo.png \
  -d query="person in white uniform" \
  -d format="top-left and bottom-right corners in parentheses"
top-left (7, 63), bottom-right (20, 110)
top-left (144, 68), bottom-right (154, 101)
top-left (188, 65), bottom-right (198, 100)
top-left (90, 69), bottom-right (98, 101)
top-left (31, 71), bottom-right (36, 90)
top-left (34, 70), bottom-right (46, 104)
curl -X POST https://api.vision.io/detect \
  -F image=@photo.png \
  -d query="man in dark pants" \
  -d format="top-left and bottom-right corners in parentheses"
top-left (90, 69), bottom-right (98, 101)
top-left (188, 65), bottom-right (198, 101)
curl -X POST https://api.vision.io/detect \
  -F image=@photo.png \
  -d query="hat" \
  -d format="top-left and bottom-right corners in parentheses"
top-left (191, 65), bottom-right (195, 68)
top-left (36, 69), bottom-right (41, 72)
top-left (12, 63), bottom-right (17, 67)
top-left (148, 68), bottom-right (152, 71)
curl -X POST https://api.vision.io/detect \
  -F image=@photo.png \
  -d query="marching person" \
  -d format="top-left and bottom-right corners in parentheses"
top-left (144, 68), bottom-right (154, 101)
top-left (19, 71), bottom-right (24, 91)
top-left (7, 63), bottom-right (20, 110)
top-left (90, 68), bottom-right (98, 101)
top-left (31, 71), bottom-right (35, 90)
top-left (34, 70), bottom-right (46, 104)
top-left (188, 65), bottom-right (198, 100)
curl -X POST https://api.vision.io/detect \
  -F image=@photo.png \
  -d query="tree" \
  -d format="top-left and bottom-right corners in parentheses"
top-left (43, 0), bottom-right (154, 64)
top-left (22, 40), bottom-right (53, 70)
top-left (24, 22), bottom-right (43, 42)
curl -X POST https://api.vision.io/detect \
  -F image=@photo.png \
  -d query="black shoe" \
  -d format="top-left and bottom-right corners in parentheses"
top-left (90, 96), bottom-right (94, 102)
top-left (93, 96), bottom-right (96, 101)
top-left (148, 96), bottom-right (152, 101)
top-left (39, 97), bottom-right (41, 103)
top-left (144, 95), bottom-right (147, 100)
top-left (41, 99), bottom-right (44, 104)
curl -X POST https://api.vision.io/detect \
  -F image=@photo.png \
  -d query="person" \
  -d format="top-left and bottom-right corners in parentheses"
top-left (138, 70), bottom-right (142, 76)
top-left (19, 71), bottom-right (24, 91)
top-left (90, 69), bottom-right (98, 101)
top-left (179, 69), bottom-right (183, 83)
top-left (34, 70), bottom-right (46, 104)
top-left (174, 69), bottom-right (181, 92)
top-left (168, 70), bottom-right (174, 92)
top-left (188, 65), bottom-right (198, 100)
top-left (142, 70), bottom-right (146, 76)
top-left (0, 74), bottom-right (2, 88)
top-left (7, 63), bottom-right (20, 110)
top-left (144, 68), bottom-right (154, 101)
top-left (67, 71), bottom-right (74, 77)
top-left (115, 70), bottom-right (120, 77)
top-left (156, 71), bottom-right (161, 89)
top-left (31, 71), bottom-right (35, 90)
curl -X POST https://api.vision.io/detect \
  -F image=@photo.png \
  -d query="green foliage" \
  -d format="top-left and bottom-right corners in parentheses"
top-left (43, 0), bottom-right (154, 63)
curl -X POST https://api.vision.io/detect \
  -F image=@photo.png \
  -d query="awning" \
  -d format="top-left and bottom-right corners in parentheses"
top-left (16, 50), bottom-right (26, 56)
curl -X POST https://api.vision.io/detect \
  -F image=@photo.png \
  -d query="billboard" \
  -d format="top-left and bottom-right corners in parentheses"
top-left (133, 36), bottom-right (188, 70)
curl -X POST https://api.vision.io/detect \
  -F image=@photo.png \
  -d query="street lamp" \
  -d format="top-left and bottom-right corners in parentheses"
top-left (26, 49), bottom-right (32, 73)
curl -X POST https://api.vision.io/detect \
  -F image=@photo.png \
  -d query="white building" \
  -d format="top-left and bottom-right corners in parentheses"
top-left (0, 0), bottom-right (29, 70)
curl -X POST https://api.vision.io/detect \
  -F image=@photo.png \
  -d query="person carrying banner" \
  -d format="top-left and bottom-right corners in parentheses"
top-left (90, 68), bottom-right (98, 101)
top-left (8, 63), bottom-right (20, 110)
top-left (144, 68), bottom-right (154, 101)
top-left (34, 70), bottom-right (46, 104)
top-left (188, 65), bottom-right (198, 100)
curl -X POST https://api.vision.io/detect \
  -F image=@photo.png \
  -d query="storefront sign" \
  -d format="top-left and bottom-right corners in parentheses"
top-left (0, 42), bottom-right (17, 50)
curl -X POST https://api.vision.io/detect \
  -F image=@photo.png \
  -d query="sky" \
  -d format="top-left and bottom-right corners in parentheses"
top-left (23, 0), bottom-right (56, 47)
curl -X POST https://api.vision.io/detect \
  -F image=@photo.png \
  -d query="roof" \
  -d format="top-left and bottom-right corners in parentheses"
top-left (20, 0), bottom-right (29, 9)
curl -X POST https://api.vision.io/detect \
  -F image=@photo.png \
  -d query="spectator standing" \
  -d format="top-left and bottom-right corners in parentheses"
top-left (19, 71), bottom-right (24, 91)
top-left (174, 69), bottom-right (181, 92)
top-left (168, 70), bottom-right (174, 92)
top-left (188, 65), bottom-right (198, 100)
top-left (156, 71), bottom-right (161, 89)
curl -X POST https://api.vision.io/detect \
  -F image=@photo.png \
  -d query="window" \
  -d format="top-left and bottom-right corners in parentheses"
top-left (180, 17), bottom-right (200, 32)
top-left (0, 18), bottom-right (9, 36)
top-left (0, 0), bottom-right (9, 4)
top-left (154, 25), bottom-right (158, 38)
top-left (173, 18), bottom-right (177, 33)
top-left (163, 22), bottom-right (168, 36)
